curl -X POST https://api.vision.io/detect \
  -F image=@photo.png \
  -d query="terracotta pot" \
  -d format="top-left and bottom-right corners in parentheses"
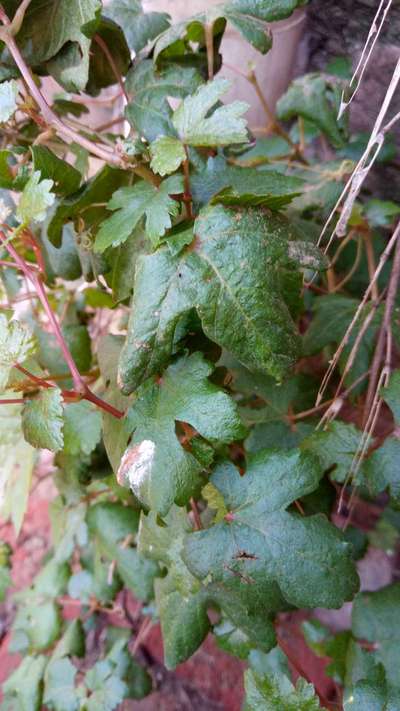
top-left (143, 0), bottom-right (306, 127)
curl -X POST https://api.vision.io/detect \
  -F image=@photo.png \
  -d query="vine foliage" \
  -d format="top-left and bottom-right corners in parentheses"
top-left (0, 1), bottom-right (399, 709)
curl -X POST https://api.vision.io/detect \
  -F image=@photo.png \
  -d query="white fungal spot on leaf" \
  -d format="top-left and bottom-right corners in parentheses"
top-left (117, 439), bottom-right (155, 498)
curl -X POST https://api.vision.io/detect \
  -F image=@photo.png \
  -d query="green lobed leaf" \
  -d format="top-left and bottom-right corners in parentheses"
top-left (1, 0), bottom-right (101, 91)
top-left (190, 156), bottom-right (303, 210)
top-left (150, 136), bottom-right (186, 176)
top-left (87, 502), bottom-right (157, 600)
top-left (221, 4), bottom-right (272, 54)
top-left (2, 655), bottom-right (48, 711)
top-left (31, 146), bottom-right (81, 197)
top-left (0, 314), bottom-right (35, 390)
top-left (301, 421), bottom-right (362, 483)
top-left (352, 583), bottom-right (400, 689)
top-left (0, 540), bottom-right (11, 602)
top-left (172, 78), bottom-right (249, 147)
top-left (223, 0), bottom-right (306, 22)
top-left (277, 73), bottom-right (345, 147)
top-left (40, 220), bottom-right (82, 282)
top-left (364, 199), bottom-right (400, 228)
top-left (36, 323), bottom-right (92, 378)
top-left (94, 175), bottom-right (183, 252)
top-left (0, 79), bottom-right (18, 122)
top-left (110, 225), bottom-right (148, 303)
top-left (139, 505), bottom-right (278, 667)
top-left (119, 352), bottom-right (245, 514)
top-left (47, 165), bottom-right (129, 247)
top-left (17, 170), bottom-right (55, 224)
top-left (138, 506), bottom-right (211, 668)
top-left (97, 334), bottom-right (132, 474)
top-left (52, 620), bottom-right (85, 660)
top-left (105, 0), bottom-right (170, 52)
top-left (382, 370), bottom-right (400, 425)
top-left (85, 17), bottom-right (131, 96)
top-left (184, 449), bottom-right (359, 610)
top-left (22, 387), bottom-right (64, 452)
top-left (11, 560), bottom-right (70, 654)
top-left (343, 663), bottom-right (400, 711)
top-left (62, 401), bottom-right (102, 457)
top-left (244, 647), bottom-right (321, 710)
top-left (43, 657), bottom-right (79, 711)
top-left (119, 205), bottom-right (324, 393)
top-left (153, 1), bottom-right (302, 60)
top-left (0, 399), bottom-right (36, 534)
top-left (363, 437), bottom-right (400, 507)
top-left (125, 60), bottom-right (203, 142)
top-left (303, 294), bottom-right (384, 389)
top-left (84, 661), bottom-right (127, 711)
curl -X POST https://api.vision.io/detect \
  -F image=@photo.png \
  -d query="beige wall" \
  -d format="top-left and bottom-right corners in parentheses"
top-left (143, 1), bottom-right (306, 128)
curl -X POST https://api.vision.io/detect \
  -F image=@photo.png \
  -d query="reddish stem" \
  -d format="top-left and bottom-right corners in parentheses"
top-left (14, 363), bottom-right (53, 388)
top-left (0, 232), bottom-right (124, 419)
top-left (190, 498), bottom-right (203, 530)
top-left (94, 34), bottom-right (129, 103)
top-left (0, 398), bottom-right (25, 404)
top-left (83, 388), bottom-right (124, 419)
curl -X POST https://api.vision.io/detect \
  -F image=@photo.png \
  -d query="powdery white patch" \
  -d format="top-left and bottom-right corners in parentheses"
top-left (0, 199), bottom-right (11, 224)
top-left (117, 439), bottom-right (155, 498)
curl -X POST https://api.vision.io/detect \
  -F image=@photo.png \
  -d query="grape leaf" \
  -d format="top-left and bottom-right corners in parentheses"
top-left (17, 170), bottom-right (55, 224)
top-left (221, 5), bottom-right (272, 54)
top-left (11, 560), bottom-right (69, 653)
top-left (223, 0), bottom-right (306, 22)
top-left (244, 647), bottom-right (320, 710)
top-left (2, 655), bottom-right (48, 711)
top-left (119, 353), bottom-right (245, 515)
top-left (382, 370), bottom-right (400, 425)
top-left (85, 17), bottom-right (131, 96)
top-left (94, 175), bottom-right (183, 252)
top-left (352, 583), bottom-right (400, 689)
top-left (119, 205), bottom-right (325, 393)
top-left (301, 421), bottom-right (362, 483)
top-left (364, 199), bottom-right (400, 228)
top-left (47, 165), bottom-right (129, 247)
top-left (303, 294), bottom-right (383, 388)
top-left (22, 387), bottom-right (64, 452)
top-left (97, 334), bottom-right (132, 474)
top-left (138, 506), bottom-right (284, 668)
top-left (172, 78), bottom-right (249, 147)
top-left (183, 449), bottom-right (359, 609)
top-left (105, 0), bottom-right (170, 52)
top-left (0, 540), bottom-right (11, 602)
top-left (0, 79), bottom-right (18, 122)
top-left (139, 505), bottom-right (276, 668)
top-left (138, 506), bottom-right (211, 668)
top-left (43, 657), bottom-right (79, 711)
top-left (0, 399), bottom-right (36, 534)
top-left (363, 437), bottom-right (400, 506)
top-left (84, 661), bottom-right (127, 711)
top-left (125, 60), bottom-right (203, 142)
top-left (62, 402), bottom-right (102, 457)
top-left (87, 502), bottom-right (158, 600)
top-left (31, 146), bottom-right (81, 197)
top-left (1, 0), bottom-right (101, 92)
top-left (277, 73), bottom-right (345, 148)
top-left (150, 136), bottom-right (186, 176)
top-left (154, 1), bottom-right (302, 60)
top-left (41, 222), bottom-right (82, 282)
top-left (36, 324), bottom-right (92, 378)
top-left (190, 156), bottom-right (303, 210)
top-left (0, 315), bottom-right (35, 390)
